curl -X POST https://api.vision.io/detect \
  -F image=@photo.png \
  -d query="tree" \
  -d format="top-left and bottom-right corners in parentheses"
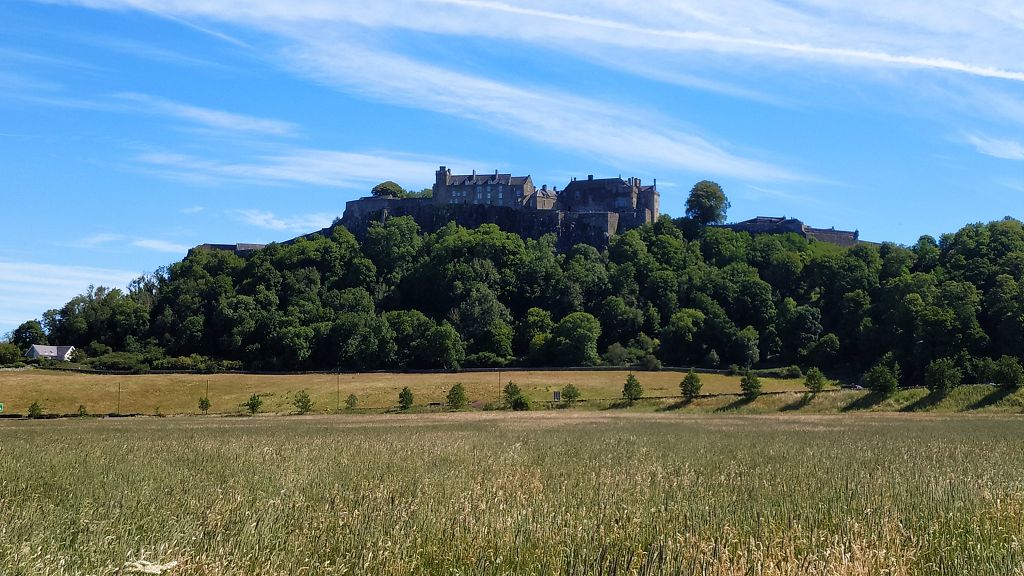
top-left (622, 373), bottom-right (643, 404)
top-left (0, 342), bottom-right (21, 364)
top-left (345, 393), bottom-right (359, 409)
top-left (198, 396), bottom-right (211, 415)
top-left (28, 400), bottom-right (43, 419)
top-left (994, 356), bottom-right (1024, 388)
top-left (549, 312), bottom-right (602, 366)
top-left (371, 180), bottom-right (405, 198)
top-left (925, 357), bottom-right (961, 396)
top-left (244, 393), bottom-right (263, 415)
top-left (398, 386), bottom-right (414, 410)
top-left (864, 363), bottom-right (898, 396)
top-left (11, 320), bottom-right (47, 350)
top-left (561, 383), bottom-right (581, 405)
top-left (680, 368), bottom-right (702, 401)
top-left (446, 383), bottom-right (467, 410)
top-left (685, 180), bottom-right (730, 225)
top-left (740, 371), bottom-right (761, 399)
top-left (503, 381), bottom-right (523, 407)
top-left (293, 390), bottom-right (314, 414)
top-left (804, 367), bottom-right (826, 394)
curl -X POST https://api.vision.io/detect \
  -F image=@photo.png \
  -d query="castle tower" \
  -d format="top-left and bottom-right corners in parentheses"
top-left (433, 165), bottom-right (452, 205)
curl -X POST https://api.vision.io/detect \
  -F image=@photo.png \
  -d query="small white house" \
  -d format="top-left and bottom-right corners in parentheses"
top-left (25, 345), bottom-right (76, 362)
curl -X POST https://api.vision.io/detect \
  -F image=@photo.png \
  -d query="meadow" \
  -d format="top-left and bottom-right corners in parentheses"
top-left (1, 412), bottom-right (1022, 575)
top-left (0, 369), bottom-right (803, 415)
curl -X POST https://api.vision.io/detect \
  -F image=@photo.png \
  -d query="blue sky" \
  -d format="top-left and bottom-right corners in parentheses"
top-left (1, 0), bottom-right (1023, 334)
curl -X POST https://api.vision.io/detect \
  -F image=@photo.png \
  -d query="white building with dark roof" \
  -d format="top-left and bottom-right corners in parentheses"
top-left (25, 345), bottom-right (76, 361)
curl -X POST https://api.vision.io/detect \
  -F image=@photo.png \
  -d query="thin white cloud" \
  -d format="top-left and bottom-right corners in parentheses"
top-left (180, 205), bottom-right (205, 213)
top-left (131, 238), bottom-right (190, 253)
top-left (134, 148), bottom-right (452, 188)
top-left (80, 233), bottom-right (124, 247)
top-left (115, 92), bottom-right (298, 136)
top-left (966, 134), bottom-right (1024, 161)
top-left (233, 209), bottom-right (335, 232)
top-left (0, 260), bottom-right (140, 330)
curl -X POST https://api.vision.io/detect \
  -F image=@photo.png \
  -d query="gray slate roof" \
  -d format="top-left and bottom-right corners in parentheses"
top-left (26, 345), bottom-right (75, 357)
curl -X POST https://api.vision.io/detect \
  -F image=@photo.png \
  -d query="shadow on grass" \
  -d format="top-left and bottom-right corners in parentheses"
top-left (964, 385), bottom-right (1016, 411)
top-left (603, 400), bottom-right (633, 410)
top-left (900, 391), bottom-right (945, 412)
top-left (781, 392), bottom-right (813, 411)
top-left (840, 391), bottom-right (887, 412)
top-left (715, 395), bottom-right (755, 412)
top-left (658, 398), bottom-right (693, 412)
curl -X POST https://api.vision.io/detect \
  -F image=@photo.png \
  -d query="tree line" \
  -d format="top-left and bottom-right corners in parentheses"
top-left (5, 183), bottom-right (1024, 391)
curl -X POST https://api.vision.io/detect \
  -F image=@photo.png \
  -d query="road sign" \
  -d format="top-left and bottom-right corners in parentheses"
top-left (0, 403), bottom-right (4, 413)
top-left (553, 391), bottom-right (561, 402)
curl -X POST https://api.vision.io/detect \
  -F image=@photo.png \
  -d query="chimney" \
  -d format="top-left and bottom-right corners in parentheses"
top-left (472, 169), bottom-right (476, 178)
top-left (495, 169), bottom-right (499, 175)
top-left (542, 184), bottom-right (547, 191)
top-left (587, 174), bottom-right (593, 181)
top-left (653, 178), bottom-right (657, 187)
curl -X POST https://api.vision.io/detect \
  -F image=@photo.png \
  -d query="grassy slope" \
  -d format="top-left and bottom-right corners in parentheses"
top-left (0, 369), bottom-right (1021, 415)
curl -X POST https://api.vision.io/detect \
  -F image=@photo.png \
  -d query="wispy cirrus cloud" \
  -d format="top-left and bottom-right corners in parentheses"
top-left (74, 233), bottom-right (190, 253)
top-left (965, 134), bottom-right (1024, 161)
top-left (130, 238), bottom-right (190, 253)
top-left (115, 92), bottom-right (299, 136)
top-left (233, 209), bottom-right (334, 232)
top-left (0, 260), bottom-right (140, 329)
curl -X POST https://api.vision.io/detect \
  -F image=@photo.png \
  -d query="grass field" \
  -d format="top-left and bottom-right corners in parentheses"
top-left (1, 412), bottom-right (1022, 575)
top-left (0, 369), bottom-right (805, 415)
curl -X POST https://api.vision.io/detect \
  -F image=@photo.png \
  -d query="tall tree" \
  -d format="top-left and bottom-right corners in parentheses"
top-left (685, 180), bottom-right (730, 225)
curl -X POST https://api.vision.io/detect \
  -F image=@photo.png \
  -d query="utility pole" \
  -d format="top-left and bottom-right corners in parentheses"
top-left (117, 381), bottom-right (121, 415)
top-left (336, 371), bottom-right (340, 413)
top-left (498, 369), bottom-right (502, 403)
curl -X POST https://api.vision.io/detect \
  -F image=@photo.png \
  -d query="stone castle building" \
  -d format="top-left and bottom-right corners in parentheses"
top-left (720, 216), bottom-right (860, 247)
top-left (337, 166), bottom-right (661, 249)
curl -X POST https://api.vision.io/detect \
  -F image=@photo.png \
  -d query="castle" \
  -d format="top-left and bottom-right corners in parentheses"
top-left (720, 216), bottom-right (860, 247)
top-left (337, 166), bottom-right (660, 249)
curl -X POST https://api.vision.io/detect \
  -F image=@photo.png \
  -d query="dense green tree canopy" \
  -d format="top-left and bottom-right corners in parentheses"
top-left (685, 180), bottom-right (730, 226)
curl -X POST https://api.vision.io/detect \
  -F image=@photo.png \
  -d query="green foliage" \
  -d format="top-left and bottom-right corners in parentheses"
top-left (292, 390), bottom-right (314, 414)
top-left (503, 381), bottom-right (522, 407)
top-left (77, 405), bottom-right (88, 417)
top-left (345, 394), bottom-right (358, 409)
top-left (446, 383), bottom-right (468, 410)
top-left (509, 394), bottom-right (531, 411)
top-left (780, 365), bottom-right (803, 379)
top-left (371, 180), bottom-right (406, 198)
top-left (622, 373), bottom-right (643, 404)
top-left (680, 369), bottom-right (702, 400)
top-left (685, 180), bottom-right (730, 225)
top-left (864, 362), bottom-right (899, 396)
top-left (12, 320), bottom-right (47, 350)
top-left (561, 384), bottom-right (581, 404)
top-left (28, 400), bottom-right (43, 419)
top-left (244, 393), bottom-right (263, 415)
top-left (804, 367), bottom-right (826, 393)
top-left (398, 386), bottom-right (414, 411)
top-left (925, 357), bottom-right (962, 396)
top-left (198, 396), bottom-right (211, 415)
top-left (740, 371), bottom-right (761, 399)
top-left (994, 356), bottom-right (1024, 388)
top-left (0, 342), bottom-right (22, 365)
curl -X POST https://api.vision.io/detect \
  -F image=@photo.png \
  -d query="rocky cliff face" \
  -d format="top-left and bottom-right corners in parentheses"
top-left (337, 197), bottom-right (622, 249)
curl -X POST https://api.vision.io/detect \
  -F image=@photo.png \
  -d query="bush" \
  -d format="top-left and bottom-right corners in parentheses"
top-left (0, 342), bottom-right (23, 365)
top-left (994, 356), bottom-right (1024, 388)
top-left (77, 404), bottom-right (88, 417)
top-left (726, 364), bottom-right (740, 376)
top-left (503, 382), bottom-right (523, 407)
top-left (510, 394), bottom-right (531, 411)
top-left (781, 365), bottom-right (803, 379)
top-left (740, 371), bottom-right (761, 399)
top-left (446, 383), bottom-right (468, 410)
top-left (463, 352), bottom-right (509, 368)
top-left (293, 390), bottom-right (314, 414)
top-left (244, 393), bottom-right (263, 415)
top-left (345, 394), bottom-right (359, 410)
top-left (87, 352), bottom-right (148, 372)
top-left (639, 354), bottom-right (662, 371)
top-left (28, 400), bottom-right (43, 419)
top-left (398, 386), bottom-right (414, 411)
top-left (925, 357), bottom-right (961, 396)
top-left (804, 367), bottom-right (826, 393)
top-left (198, 396), bottom-right (211, 415)
top-left (680, 369), bottom-right (702, 400)
top-left (864, 363), bottom-right (898, 395)
top-left (622, 373), bottom-right (643, 404)
top-left (561, 384), bottom-right (581, 404)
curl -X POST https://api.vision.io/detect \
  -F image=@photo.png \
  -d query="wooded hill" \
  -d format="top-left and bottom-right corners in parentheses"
top-left (7, 213), bottom-right (1024, 387)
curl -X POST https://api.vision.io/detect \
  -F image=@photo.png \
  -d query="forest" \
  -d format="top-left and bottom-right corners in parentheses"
top-left (5, 187), bottom-right (1024, 388)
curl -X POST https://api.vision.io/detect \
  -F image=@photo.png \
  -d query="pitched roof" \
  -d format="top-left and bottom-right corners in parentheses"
top-left (447, 172), bottom-right (532, 186)
top-left (26, 344), bottom-right (75, 357)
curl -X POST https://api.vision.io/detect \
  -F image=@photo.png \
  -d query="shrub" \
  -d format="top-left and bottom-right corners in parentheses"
top-left (0, 342), bottom-right (23, 365)
top-left (293, 390), bottom-right (313, 414)
top-left (726, 364), bottom-right (740, 376)
top-left (994, 356), bottom-right (1024, 388)
top-left (244, 393), bottom-right (263, 415)
top-left (77, 405), bottom-right (88, 417)
top-left (446, 383), bottom-right (468, 410)
top-left (503, 382), bottom-right (522, 407)
top-left (781, 365), bottom-right (803, 379)
top-left (561, 384), bottom-right (581, 404)
top-left (704, 349), bottom-right (720, 367)
top-left (28, 401), bottom-right (43, 419)
top-left (680, 369), bottom-right (702, 400)
top-left (622, 373), bottom-right (643, 404)
top-left (398, 387), bottom-right (414, 411)
top-left (345, 394), bottom-right (358, 410)
top-left (198, 396), bottom-right (211, 415)
top-left (87, 352), bottom-right (148, 372)
top-left (804, 367), bottom-right (826, 394)
top-left (510, 394), bottom-right (531, 411)
top-left (864, 356), bottom-right (900, 396)
top-left (740, 371), bottom-right (761, 399)
top-left (639, 354), bottom-right (662, 371)
top-left (925, 357), bottom-right (961, 396)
